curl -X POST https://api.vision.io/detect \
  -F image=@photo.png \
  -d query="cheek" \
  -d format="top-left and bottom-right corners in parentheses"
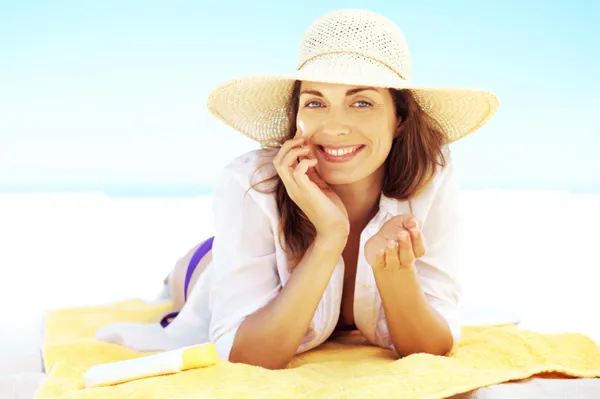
top-left (366, 125), bottom-right (396, 158)
top-left (295, 114), bottom-right (320, 136)
top-left (379, 116), bottom-right (398, 155)
top-left (296, 115), bottom-right (323, 159)
top-left (368, 141), bottom-right (393, 171)
top-left (358, 109), bottom-right (396, 144)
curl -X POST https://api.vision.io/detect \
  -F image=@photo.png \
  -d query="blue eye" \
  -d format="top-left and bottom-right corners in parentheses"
top-left (305, 101), bottom-right (323, 108)
top-left (354, 101), bottom-right (372, 108)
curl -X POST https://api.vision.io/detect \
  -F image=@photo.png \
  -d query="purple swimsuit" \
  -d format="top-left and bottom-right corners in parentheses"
top-left (160, 236), bottom-right (215, 328)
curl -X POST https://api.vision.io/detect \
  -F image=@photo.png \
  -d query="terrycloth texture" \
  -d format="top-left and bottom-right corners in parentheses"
top-left (36, 299), bottom-right (600, 399)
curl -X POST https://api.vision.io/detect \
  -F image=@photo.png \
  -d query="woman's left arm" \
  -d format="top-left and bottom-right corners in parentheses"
top-left (365, 160), bottom-right (462, 357)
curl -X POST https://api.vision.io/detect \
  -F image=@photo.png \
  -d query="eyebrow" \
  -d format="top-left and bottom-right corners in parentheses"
top-left (299, 87), bottom-right (380, 97)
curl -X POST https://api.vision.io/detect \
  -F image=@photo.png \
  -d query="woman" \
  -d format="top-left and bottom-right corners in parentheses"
top-left (96, 9), bottom-right (499, 370)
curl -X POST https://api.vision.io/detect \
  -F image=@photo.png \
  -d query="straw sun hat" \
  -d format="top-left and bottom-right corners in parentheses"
top-left (207, 9), bottom-right (499, 147)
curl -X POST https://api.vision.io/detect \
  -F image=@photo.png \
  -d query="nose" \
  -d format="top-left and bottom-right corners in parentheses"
top-left (321, 108), bottom-right (350, 136)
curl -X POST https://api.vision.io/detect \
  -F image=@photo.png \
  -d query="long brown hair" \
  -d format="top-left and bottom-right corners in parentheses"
top-left (251, 80), bottom-right (447, 260)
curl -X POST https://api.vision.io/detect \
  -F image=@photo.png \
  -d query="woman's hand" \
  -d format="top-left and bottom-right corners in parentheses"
top-left (364, 215), bottom-right (426, 271)
top-left (273, 134), bottom-right (349, 237)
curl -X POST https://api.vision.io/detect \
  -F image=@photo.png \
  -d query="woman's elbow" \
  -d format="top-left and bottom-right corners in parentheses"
top-left (227, 333), bottom-right (294, 370)
top-left (393, 336), bottom-right (454, 358)
top-left (228, 347), bottom-right (291, 370)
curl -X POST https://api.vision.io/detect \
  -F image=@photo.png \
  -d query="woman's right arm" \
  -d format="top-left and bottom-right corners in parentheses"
top-left (208, 165), bottom-right (347, 370)
top-left (231, 230), bottom-right (346, 369)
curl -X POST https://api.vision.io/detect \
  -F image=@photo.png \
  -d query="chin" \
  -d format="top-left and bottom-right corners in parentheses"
top-left (318, 169), bottom-right (366, 186)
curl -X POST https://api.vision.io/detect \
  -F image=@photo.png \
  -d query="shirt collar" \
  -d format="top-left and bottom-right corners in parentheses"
top-left (364, 194), bottom-right (399, 233)
top-left (378, 193), bottom-right (398, 216)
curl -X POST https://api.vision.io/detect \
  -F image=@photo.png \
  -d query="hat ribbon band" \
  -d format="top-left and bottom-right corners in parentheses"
top-left (297, 50), bottom-right (408, 82)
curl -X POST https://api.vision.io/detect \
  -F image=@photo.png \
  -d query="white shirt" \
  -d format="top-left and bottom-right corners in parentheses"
top-left (207, 149), bottom-right (462, 360)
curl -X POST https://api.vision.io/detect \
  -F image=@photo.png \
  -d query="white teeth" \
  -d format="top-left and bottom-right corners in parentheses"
top-left (323, 146), bottom-right (360, 157)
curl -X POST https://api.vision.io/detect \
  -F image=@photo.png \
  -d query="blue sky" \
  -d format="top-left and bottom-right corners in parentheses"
top-left (1, 0), bottom-right (598, 195)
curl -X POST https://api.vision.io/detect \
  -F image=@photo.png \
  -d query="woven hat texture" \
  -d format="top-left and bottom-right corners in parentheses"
top-left (208, 9), bottom-right (499, 146)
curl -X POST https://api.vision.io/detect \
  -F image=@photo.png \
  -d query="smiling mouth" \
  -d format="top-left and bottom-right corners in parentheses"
top-left (317, 145), bottom-right (365, 163)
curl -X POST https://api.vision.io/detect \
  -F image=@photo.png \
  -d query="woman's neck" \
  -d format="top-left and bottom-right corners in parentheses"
top-left (331, 167), bottom-right (384, 231)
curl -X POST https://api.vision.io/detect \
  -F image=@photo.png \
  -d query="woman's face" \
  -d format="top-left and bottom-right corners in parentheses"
top-left (296, 81), bottom-right (398, 186)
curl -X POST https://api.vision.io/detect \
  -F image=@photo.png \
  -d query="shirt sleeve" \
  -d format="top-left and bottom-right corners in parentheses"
top-left (207, 167), bottom-right (281, 360)
top-left (377, 155), bottom-right (463, 349)
top-left (413, 157), bottom-right (463, 346)
top-left (207, 162), bottom-right (342, 360)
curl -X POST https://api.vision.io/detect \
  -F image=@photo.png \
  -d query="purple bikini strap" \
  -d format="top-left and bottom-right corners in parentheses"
top-left (183, 236), bottom-right (215, 301)
top-left (160, 237), bottom-right (215, 328)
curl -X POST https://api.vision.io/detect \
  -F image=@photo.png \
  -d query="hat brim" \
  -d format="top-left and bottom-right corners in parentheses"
top-left (207, 53), bottom-right (499, 146)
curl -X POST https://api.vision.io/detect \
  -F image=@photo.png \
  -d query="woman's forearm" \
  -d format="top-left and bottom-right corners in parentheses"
top-left (229, 232), bottom-right (347, 369)
top-left (374, 267), bottom-right (454, 357)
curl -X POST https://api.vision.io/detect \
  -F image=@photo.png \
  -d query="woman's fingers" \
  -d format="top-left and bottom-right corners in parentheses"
top-left (384, 240), bottom-right (400, 269)
top-left (293, 159), bottom-right (318, 193)
top-left (397, 230), bottom-right (415, 267)
top-left (293, 158), bottom-right (318, 187)
top-left (272, 138), bottom-right (304, 166)
top-left (374, 249), bottom-right (386, 269)
top-left (281, 146), bottom-right (310, 171)
top-left (408, 229), bottom-right (426, 259)
top-left (369, 216), bottom-right (425, 271)
top-left (403, 218), bottom-right (426, 259)
top-left (274, 144), bottom-right (310, 195)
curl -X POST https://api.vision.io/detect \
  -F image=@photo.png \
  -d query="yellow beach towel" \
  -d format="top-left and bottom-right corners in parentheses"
top-left (35, 299), bottom-right (600, 399)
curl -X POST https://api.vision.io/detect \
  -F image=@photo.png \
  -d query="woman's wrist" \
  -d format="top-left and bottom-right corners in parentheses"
top-left (314, 229), bottom-right (348, 249)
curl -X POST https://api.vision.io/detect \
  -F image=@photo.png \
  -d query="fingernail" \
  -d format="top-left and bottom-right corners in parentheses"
top-left (407, 219), bottom-right (419, 229)
top-left (398, 230), bottom-right (408, 241)
top-left (387, 240), bottom-right (397, 248)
